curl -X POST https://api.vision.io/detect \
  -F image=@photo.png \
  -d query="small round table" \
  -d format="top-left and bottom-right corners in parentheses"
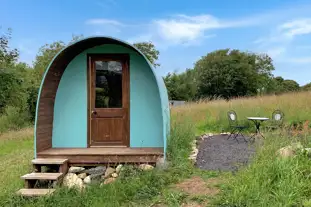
top-left (247, 117), bottom-right (269, 140)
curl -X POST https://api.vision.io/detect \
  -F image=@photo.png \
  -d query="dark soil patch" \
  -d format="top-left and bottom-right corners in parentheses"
top-left (196, 135), bottom-right (256, 172)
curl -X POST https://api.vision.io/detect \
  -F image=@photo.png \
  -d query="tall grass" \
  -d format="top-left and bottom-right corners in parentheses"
top-left (173, 91), bottom-right (311, 133)
top-left (170, 91), bottom-right (311, 206)
top-left (214, 130), bottom-right (311, 207)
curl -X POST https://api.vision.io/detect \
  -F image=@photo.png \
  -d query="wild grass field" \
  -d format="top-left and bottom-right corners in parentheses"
top-left (1, 91), bottom-right (311, 206)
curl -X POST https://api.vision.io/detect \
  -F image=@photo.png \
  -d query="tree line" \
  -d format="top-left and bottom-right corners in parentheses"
top-left (0, 27), bottom-right (308, 132)
top-left (164, 49), bottom-right (306, 101)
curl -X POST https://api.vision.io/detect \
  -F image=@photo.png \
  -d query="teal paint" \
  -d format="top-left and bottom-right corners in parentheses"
top-left (52, 56), bottom-right (88, 148)
top-left (35, 36), bottom-right (170, 158)
top-left (52, 44), bottom-right (165, 148)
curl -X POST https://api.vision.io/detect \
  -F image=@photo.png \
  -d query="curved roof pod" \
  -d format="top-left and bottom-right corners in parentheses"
top-left (34, 36), bottom-right (170, 159)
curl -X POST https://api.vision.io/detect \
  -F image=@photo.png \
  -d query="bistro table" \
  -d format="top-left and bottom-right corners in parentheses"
top-left (247, 117), bottom-right (269, 140)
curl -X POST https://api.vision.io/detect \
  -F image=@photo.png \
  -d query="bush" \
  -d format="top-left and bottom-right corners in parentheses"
top-left (0, 69), bottom-right (25, 112)
top-left (0, 106), bottom-right (31, 133)
top-left (26, 85), bottom-right (39, 121)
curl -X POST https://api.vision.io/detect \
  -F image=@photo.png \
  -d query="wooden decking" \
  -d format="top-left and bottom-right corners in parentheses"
top-left (37, 147), bottom-right (164, 164)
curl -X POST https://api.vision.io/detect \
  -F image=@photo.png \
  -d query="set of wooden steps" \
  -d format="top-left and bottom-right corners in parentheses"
top-left (17, 158), bottom-right (68, 197)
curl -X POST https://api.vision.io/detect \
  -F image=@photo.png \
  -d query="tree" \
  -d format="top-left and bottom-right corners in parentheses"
top-left (194, 49), bottom-right (275, 100)
top-left (164, 69), bottom-right (198, 101)
top-left (282, 79), bottom-right (300, 92)
top-left (0, 28), bottom-right (19, 68)
top-left (268, 77), bottom-right (300, 94)
top-left (133, 42), bottom-right (160, 68)
top-left (32, 41), bottom-right (66, 81)
top-left (302, 82), bottom-right (311, 91)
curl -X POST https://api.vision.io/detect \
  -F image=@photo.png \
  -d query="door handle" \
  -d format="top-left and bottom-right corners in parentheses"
top-left (92, 110), bottom-right (97, 115)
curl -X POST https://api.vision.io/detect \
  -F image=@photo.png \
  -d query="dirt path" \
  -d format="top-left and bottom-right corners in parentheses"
top-left (196, 135), bottom-right (256, 172)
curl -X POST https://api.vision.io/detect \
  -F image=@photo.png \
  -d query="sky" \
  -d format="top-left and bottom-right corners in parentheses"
top-left (1, 0), bottom-right (311, 85)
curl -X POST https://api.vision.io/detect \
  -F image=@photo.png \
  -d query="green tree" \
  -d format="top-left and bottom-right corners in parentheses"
top-left (164, 69), bottom-right (197, 101)
top-left (194, 49), bottom-right (274, 100)
top-left (0, 28), bottom-right (19, 68)
top-left (133, 41), bottom-right (160, 68)
top-left (283, 79), bottom-right (300, 92)
top-left (302, 82), bottom-right (311, 91)
top-left (32, 41), bottom-right (66, 82)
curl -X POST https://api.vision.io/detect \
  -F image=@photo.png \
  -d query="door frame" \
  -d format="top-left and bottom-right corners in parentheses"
top-left (86, 53), bottom-right (130, 148)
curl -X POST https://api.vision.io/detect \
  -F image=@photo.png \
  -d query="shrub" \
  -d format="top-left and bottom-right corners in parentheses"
top-left (0, 106), bottom-right (30, 133)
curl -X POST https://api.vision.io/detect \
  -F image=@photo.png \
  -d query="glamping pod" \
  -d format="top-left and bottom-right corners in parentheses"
top-left (34, 36), bottom-right (170, 164)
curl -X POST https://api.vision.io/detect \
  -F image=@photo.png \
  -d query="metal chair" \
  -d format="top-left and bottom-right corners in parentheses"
top-left (266, 109), bottom-right (285, 131)
top-left (227, 110), bottom-right (248, 143)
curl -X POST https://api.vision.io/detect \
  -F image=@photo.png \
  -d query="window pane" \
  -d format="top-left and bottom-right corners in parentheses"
top-left (95, 60), bottom-right (122, 108)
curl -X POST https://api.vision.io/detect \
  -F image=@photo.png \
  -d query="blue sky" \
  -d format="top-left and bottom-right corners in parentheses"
top-left (2, 0), bottom-right (311, 85)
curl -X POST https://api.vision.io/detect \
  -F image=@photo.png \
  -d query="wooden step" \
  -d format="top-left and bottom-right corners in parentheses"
top-left (21, 173), bottom-right (63, 180)
top-left (32, 158), bottom-right (68, 165)
top-left (16, 188), bottom-right (56, 197)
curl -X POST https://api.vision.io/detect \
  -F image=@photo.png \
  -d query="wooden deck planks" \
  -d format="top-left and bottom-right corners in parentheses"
top-left (37, 147), bottom-right (164, 156)
top-left (36, 147), bottom-right (164, 164)
top-left (17, 189), bottom-right (56, 197)
top-left (21, 173), bottom-right (63, 180)
top-left (32, 158), bottom-right (68, 165)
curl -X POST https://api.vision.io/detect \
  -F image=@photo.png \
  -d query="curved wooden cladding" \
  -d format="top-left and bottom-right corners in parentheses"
top-left (36, 37), bottom-right (136, 153)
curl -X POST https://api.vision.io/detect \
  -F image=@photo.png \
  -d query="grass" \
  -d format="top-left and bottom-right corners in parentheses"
top-left (214, 130), bottom-right (311, 207)
top-left (0, 128), bottom-right (34, 199)
top-left (2, 91), bottom-right (311, 206)
top-left (0, 116), bottom-right (197, 207)
top-left (173, 91), bottom-right (311, 134)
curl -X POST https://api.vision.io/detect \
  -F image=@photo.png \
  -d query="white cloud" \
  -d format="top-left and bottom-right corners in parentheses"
top-left (85, 18), bottom-right (123, 26)
top-left (153, 15), bottom-right (219, 44)
top-left (286, 57), bottom-right (311, 64)
top-left (131, 14), bottom-right (260, 47)
top-left (85, 13), bottom-right (263, 47)
top-left (279, 18), bottom-right (311, 39)
top-left (254, 18), bottom-right (311, 61)
top-left (265, 47), bottom-right (286, 59)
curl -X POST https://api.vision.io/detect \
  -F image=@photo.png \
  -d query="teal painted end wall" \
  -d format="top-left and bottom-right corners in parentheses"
top-left (52, 44), bottom-right (164, 148)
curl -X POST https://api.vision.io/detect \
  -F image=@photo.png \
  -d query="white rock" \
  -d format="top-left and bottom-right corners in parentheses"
top-left (139, 164), bottom-right (154, 171)
top-left (111, 173), bottom-right (118, 178)
top-left (84, 175), bottom-right (91, 184)
top-left (116, 164), bottom-right (123, 173)
top-left (68, 166), bottom-right (85, 174)
top-left (277, 146), bottom-right (295, 158)
top-left (104, 167), bottom-right (115, 178)
top-left (103, 177), bottom-right (116, 185)
top-left (62, 173), bottom-right (84, 190)
top-left (77, 173), bottom-right (87, 179)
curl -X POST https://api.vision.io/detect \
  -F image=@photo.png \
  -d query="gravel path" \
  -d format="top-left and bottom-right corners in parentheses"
top-left (196, 135), bottom-right (257, 172)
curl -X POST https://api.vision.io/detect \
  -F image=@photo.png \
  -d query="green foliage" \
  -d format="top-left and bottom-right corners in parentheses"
top-left (268, 76), bottom-right (300, 94)
top-left (302, 82), bottom-right (311, 91)
top-left (0, 106), bottom-right (30, 133)
top-left (0, 28), bottom-right (19, 68)
top-left (33, 41), bottom-right (66, 81)
top-left (194, 49), bottom-right (274, 100)
top-left (164, 69), bottom-right (198, 101)
top-left (0, 69), bottom-right (24, 111)
top-left (283, 79), bottom-right (300, 92)
top-left (133, 41), bottom-right (160, 68)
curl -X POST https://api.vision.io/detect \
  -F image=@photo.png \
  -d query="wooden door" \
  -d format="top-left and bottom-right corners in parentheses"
top-left (88, 54), bottom-right (129, 147)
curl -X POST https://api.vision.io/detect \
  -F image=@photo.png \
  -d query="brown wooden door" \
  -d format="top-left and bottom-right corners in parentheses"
top-left (88, 54), bottom-right (129, 147)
